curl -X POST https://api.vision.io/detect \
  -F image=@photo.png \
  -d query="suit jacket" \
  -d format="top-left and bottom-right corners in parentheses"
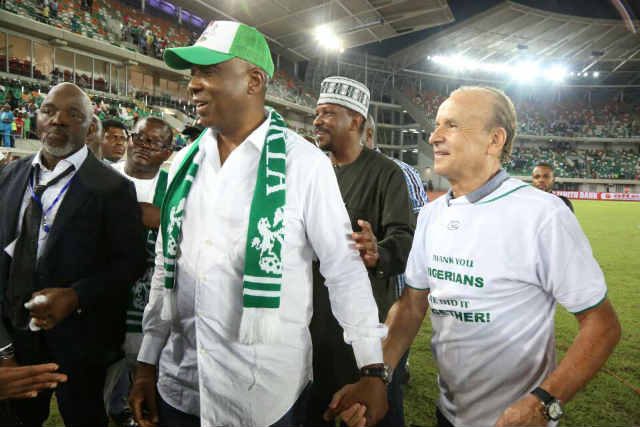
top-left (0, 152), bottom-right (146, 366)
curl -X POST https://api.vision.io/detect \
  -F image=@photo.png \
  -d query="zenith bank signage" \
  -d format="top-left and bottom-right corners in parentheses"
top-left (554, 191), bottom-right (640, 202)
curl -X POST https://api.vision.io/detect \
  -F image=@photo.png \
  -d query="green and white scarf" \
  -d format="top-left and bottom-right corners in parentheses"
top-left (160, 109), bottom-right (288, 344)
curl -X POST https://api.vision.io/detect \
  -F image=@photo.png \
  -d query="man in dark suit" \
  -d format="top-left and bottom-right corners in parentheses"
top-left (0, 82), bottom-right (146, 427)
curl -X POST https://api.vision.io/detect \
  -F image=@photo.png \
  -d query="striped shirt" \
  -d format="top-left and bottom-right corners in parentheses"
top-left (391, 158), bottom-right (428, 297)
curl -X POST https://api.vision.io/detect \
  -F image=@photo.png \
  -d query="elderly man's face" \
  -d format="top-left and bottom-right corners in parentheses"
top-left (37, 84), bottom-right (91, 158)
top-left (313, 103), bottom-right (356, 153)
top-left (532, 166), bottom-right (554, 192)
top-left (428, 91), bottom-right (495, 180)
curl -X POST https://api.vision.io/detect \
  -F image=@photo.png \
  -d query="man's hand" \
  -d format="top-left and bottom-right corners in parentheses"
top-left (0, 356), bottom-right (18, 368)
top-left (0, 363), bottom-right (67, 400)
top-left (339, 403), bottom-right (368, 427)
top-left (495, 394), bottom-right (546, 427)
top-left (140, 202), bottom-right (161, 229)
top-left (323, 376), bottom-right (388, 426)
top-left (352, 220), bottom-right (379, 268)
top-left (129, 362), bottom-right (159, 427)
top-left (29, 288), bottom-right (79, 330)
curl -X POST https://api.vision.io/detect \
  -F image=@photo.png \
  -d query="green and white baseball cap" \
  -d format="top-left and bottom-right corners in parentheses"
top-left (164, 20), bottom-right (274, 78)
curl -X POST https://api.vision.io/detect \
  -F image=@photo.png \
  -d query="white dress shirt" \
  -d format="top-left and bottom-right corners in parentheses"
top-left (12, 146), bottom-right (88, 259)
top-left (138, 112), bottom-right (386, 426)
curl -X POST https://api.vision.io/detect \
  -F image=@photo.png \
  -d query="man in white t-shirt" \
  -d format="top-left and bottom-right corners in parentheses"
top-left (333, 86), bottom-right (621, 427)
top-left (106, 117), bottom-right (172, 427)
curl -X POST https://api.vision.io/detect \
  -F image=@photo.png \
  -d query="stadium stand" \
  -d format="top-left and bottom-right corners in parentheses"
top-left (405, 87), bottom-right (640, 138)
top-left (1, 0), bottom-right (194, 60)
top-left (507, 146), bottom-right (640, 180)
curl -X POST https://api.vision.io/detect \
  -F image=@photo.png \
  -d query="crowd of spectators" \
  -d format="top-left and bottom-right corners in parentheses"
top-left (3, 71), bottom-right (639, 181)
top-left (0, 77), bottom-right (164, 144)
top-left (1, 0), bottom-right (195, 61)
top-left (517, 99), bottom-right (640, 138)
top-left (507, 146), bottom-right (640, 180)
top-left (406, 88), bottom-right (640, 138)
top-left (267, 70), bottom-right (317, 109)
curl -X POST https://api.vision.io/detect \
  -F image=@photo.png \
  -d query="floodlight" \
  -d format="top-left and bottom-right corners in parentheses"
top-left (593, 71), bottom-right (600, 78)
top-left (313, 25), bottom-right (344, 52)
top-left (545, 64), bottom-right (568, 82)
top-left (511, 61), bottom-right (540, 83)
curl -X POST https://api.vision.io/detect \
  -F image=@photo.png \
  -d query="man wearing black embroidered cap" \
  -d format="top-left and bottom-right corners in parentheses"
top-left (0, 82), bottom-right (146, 426)
top-left (310, 76), bottom-right (415, 427)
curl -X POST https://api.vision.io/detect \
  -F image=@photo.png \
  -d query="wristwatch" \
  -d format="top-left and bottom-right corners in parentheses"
top-left (531, 387), bottom-right (564, 421)
top-left (359, 364), bottom-right (393, 385)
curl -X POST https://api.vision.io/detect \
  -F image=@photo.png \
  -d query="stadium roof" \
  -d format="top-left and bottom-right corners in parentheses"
top-left (388, 1), bottom-right (640, 85)
top-left (166, 0), bottom-right (454, 61)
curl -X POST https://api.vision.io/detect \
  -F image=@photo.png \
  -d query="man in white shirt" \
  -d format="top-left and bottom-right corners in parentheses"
top-left (335, 86), bottom-right (621, 427)
top-left (106, 117), bottom-right (172, 427)
top-left (130, 20), bottom-right (388, 427)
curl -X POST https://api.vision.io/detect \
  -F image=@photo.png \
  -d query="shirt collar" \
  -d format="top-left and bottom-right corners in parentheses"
top-left (445, 169), bottom-right (509, 206)
top-left (33, 145), bottom-right (88, 173)
top-left (204, 110), bottom-right (271, 157)
top-left (245, 110), bottom-right (272, 152)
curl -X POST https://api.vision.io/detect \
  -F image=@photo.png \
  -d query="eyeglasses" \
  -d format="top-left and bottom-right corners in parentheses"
top-left (131, 132), bottom-right (172, 151)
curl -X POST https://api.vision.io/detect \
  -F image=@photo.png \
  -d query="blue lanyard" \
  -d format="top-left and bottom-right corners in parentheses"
top-left (28, 168), bottom-right (75, 233)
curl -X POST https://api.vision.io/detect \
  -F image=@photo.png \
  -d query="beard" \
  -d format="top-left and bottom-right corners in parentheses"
top-left (42, 138), bottom-right (78, 158)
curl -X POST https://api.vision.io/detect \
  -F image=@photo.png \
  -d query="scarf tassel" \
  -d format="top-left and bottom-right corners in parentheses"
top-left (239, 307), bottom-right (282, 344)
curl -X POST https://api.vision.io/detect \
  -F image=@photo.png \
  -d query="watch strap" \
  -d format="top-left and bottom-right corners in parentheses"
top-left (359, 365), bottom-right (389, 384)
top-left (531, 386), bottom-right (554, 405)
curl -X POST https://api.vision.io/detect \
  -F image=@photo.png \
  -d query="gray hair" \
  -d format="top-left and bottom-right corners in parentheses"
top-left (451, 86), bottom-right (517, 163)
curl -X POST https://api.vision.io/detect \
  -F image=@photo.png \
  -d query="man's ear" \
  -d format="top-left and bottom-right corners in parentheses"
top-left (86, 120), bottom-right (97, 141)
top-left (488, 127), bottom-right (506, 157)
top-left (351, 113), bottom-right (364, 133)
top-left (248, 68), bottom-right (267, 95)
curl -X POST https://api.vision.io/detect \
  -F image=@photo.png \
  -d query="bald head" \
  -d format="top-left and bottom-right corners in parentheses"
top-left (37, 82), bottom-right (95, 161)
top-left (46, 83), bottom-right (94, 127)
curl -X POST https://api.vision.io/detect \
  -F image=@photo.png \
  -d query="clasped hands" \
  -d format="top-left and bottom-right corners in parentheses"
top-left (323, 376), bottom-right (388, 427)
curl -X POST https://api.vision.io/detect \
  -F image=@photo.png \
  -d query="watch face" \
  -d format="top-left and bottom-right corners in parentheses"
top-left (547, 401), bottom-right (564, 420)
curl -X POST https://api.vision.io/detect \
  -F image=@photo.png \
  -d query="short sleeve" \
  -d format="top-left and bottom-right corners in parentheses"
top-left (536, 207), bottom-right (607, 313)
top-left (405, 205), bottom-right (431, 290)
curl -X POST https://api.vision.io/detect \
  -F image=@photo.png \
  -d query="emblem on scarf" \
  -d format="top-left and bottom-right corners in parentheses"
top-left (166, 199), bottom-right (186, 256)
top-left (250, 206), bottom-right (285, 275)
